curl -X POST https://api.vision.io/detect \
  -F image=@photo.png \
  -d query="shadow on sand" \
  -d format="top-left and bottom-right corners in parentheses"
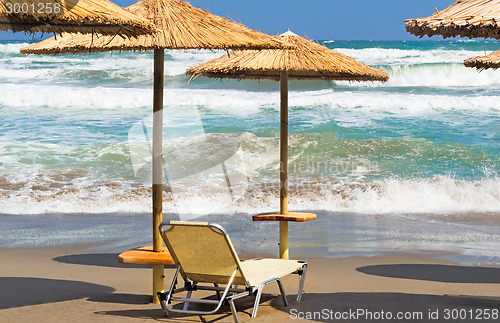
top-left (357, 264), bottom-right (500, 283)
top-left (88, 293), bottom-right (152, 305)
top-left (0, 277), bottom-right (114, 309)
top-left (93, 294), bottom-right (275, 322)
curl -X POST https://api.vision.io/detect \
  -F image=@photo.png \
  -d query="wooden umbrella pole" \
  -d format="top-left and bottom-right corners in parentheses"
top-left (280, 71), bottom-right (289, 215)
top-left (152, 48), bottom-right (165, 304)
top-left (279, 70), bottom-right (289, 259)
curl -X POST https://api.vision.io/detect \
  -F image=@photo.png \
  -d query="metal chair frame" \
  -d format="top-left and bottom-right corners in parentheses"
top-left (157, 221), bottom-right (308, 322)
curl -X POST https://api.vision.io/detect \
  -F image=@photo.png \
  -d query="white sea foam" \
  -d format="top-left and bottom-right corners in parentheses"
top-left (1, 83), bottom-right (499, 128)
top-left (4, 42), bottom-right (500, 89)
top-left (303, 177), bottom-right (500, 215)
top-left (334, 47), bottom-right (485, 65)
top-left (384, 64), bottom-right (500, 88)
top-left (1, 44), bottom-right (223, 83)
top-left (289, 90), bottom-right (500, 114)
top-left (0, 42), bottom-right (30, 53)
top-left (332, 64), bottom-right (500, 88)
top-left (0, 175), bottom-right (498, 215)
top-left (0, 83), bottom-right (151, 110)
top-left (0, 132), bottom-right (497, 215)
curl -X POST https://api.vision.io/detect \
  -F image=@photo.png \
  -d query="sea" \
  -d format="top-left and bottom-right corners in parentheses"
top-left (0, 39), bottom-right (499, 260)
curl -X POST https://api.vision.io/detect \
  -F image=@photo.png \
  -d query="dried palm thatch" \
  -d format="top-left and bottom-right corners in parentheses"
top-left (186, 31), bottom-right (389, 82)
top-left (186, 31), bottom-right (388, 260)
top-left (405, 0), bottom-right (500, 39)
top-left (0, 0), bottom-right (153, 37)
top-left (20, 0), bottom-right (287, 54)
top-left (464, 49), bottom-right (500, 69)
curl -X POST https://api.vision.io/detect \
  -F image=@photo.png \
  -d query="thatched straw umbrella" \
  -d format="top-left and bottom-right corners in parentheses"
top-left (406, 1), bottom-right (500, 71)
top-left (187, 30), bottom-right (389, 259)
top-left (21, 0), bottom-right (288, 304)
top-left (464, 48), bottom-right (500, 70)
top-left (405, 0), bottom-right (500, 40)
top-left (20, 0), bottom-right (286, 53)
top-left (0, 0), bottom-right (153, 37)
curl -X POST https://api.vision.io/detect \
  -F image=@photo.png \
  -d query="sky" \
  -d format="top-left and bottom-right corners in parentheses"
top-left (1, 0), bottom-right (457, 41)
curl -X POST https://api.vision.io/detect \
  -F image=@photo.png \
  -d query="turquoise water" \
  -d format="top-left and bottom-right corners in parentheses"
top-left (0, 40), bottom-right (498, 215)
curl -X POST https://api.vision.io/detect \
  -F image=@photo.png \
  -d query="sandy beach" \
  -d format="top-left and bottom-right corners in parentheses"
top-left (1, 211), bottom-right (499, 322)
top-left (0, 243), bottom-right (499, 323)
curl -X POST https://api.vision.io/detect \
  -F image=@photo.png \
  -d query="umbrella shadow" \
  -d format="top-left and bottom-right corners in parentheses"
top-left (273, 292), bottom-right (500, 323)
top-left (356, 264), bottom-right (500, 283)
top-left (88, 293), bottom-right (152, 305)
top-left (53, 253), bottom-right (150, 268)
top-left (0, 277), bottom-right (114, 309)
top-left (93, 293), bottom-right (274, 322)
top-left (94, 308), bottom-right (169, 321)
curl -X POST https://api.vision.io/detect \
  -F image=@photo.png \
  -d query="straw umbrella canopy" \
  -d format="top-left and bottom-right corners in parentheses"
top-left (187, 30), bottom-right (389, 259)
top-left (187, 30), bottom-right (388, 81)
top-left (405, 0), bottom-right (500, 40)
top-left (464, 48), bottom-right (500, 69)
top-left (0, 0), bottom-right (153, 37)
top-left (20, 0), bottom-right (288, 304)
top-left (406, 1), bottom-right (500, 71)
top-left (20, 0), bottom-right (286, 53)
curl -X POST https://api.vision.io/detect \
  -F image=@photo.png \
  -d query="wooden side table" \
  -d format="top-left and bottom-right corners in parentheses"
top-left (118, 246), bottom-right (174, 265)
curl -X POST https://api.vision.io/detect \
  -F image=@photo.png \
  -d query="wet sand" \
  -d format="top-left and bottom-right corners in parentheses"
top-left (1, 211), bottom-right (500, 264)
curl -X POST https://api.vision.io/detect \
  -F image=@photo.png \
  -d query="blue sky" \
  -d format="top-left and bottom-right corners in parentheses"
top-left (1, 0), bottom-right (455, 41)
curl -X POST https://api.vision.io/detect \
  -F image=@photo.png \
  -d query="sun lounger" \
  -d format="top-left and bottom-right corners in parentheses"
top-left (157, 221), bottom-right (307, 322)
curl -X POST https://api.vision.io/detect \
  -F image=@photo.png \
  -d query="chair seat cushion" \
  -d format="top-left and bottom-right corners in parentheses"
top-left (240, 258), bottom-right (304, 287)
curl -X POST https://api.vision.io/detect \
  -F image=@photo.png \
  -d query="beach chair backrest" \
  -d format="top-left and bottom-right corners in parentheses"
top-left (159, 221), bottom-right (248, 286)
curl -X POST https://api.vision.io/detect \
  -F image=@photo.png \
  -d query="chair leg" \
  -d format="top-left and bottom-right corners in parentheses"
top-left (158, 292), bottom-right (169, 317)
top-left (296, 263), bottom-right (308, 302)
top-left (251, 284), bottom-right (265, 318)
top-left (183, 290), bottom-right (192, 311)
top-left (159, 265), bottom-right (180, 317)
top-left (276, 278), bottom-right (288, 307)
top-left (214, 283), bottom-right (222, 300)
top-left (228, 298), bottom-right (240, 323)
